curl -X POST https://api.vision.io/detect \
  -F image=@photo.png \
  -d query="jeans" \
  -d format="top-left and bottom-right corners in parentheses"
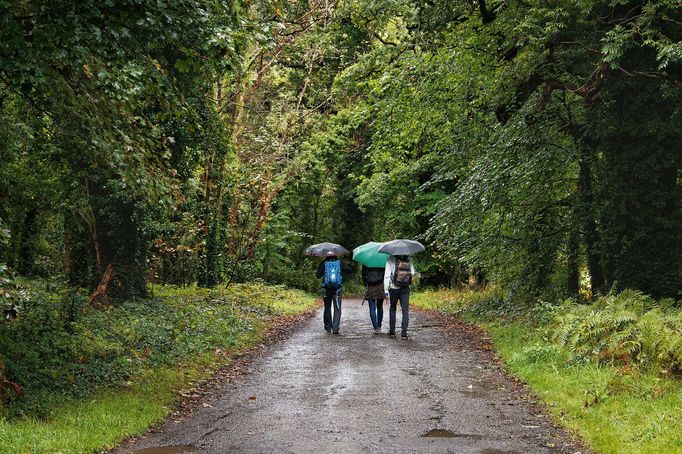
top-left (323, 286), bottom-right (342, 333)
top-left (368, 298), bottom-right (384, 329)
top-left (388, 287), bottom-right (410, 336)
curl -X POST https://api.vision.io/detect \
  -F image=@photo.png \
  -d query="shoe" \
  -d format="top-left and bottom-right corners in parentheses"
top-left (325, 329), bottom-right (332, 333)
top-left (388, 331), bottom-right (396, 336)
top-left (401, 335), bottom-right (408, 340)
top-left (373, 328), bottom-right (380, 334)
top-left (332, 331), bottom-right (339, 335)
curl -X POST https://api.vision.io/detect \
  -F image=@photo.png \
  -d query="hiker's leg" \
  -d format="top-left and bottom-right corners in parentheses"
top-left (368, 299), bottom-right (378, 329)
top-left (332, 291), bottom-right (342, 333)
top-left (400, 287), bottom-right (410, 337)
top-left (389, 289), bottom-right (400, 334)
top-left (377, 299), bottom-right (384, 328)
top-left (323, 288), bottom-right (333, 332)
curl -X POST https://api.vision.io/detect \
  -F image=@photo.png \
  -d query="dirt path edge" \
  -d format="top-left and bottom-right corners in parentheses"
top-left (415, 306), bottom-right (592, 453)
top-left (112, 302), bottom-right (320, 452)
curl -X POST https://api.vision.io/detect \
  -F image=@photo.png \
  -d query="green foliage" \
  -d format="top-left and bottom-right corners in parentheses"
top-left (491, 323), bottom-right (682, 454)
top-left (412, 286), bottom-right (562, 324)
top-left (3, 0), bottom-right (680, 300)
top-left (322, 0), bottom-right (682, 299)
top-left (0, 265), bottom-right (29, 322)
top-left (551, 291), bottom-right (682, 373)
top-left (417, 287), bottom-right (682, 375)
top-left (0, 281), bottom-right (315, 419)
top-left (0, 0), bottom-right (243, 298)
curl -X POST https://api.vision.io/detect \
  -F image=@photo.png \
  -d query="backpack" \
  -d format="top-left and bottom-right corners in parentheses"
top-left (392, 257), bottom-right (412, 287)
top-left (366, 267), bottom-right (384, 285)
top-left (323, 259), bottom-right (342, 288)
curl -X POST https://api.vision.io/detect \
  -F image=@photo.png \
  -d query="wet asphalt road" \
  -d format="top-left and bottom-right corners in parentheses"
top-left (116, 298), bottom-right (584, 454)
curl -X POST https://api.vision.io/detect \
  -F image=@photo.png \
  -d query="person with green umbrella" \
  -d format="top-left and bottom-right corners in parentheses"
top-left (353, 242), bottom-right (389, 333)
top-left (362, 264), bottom-right (386, 333)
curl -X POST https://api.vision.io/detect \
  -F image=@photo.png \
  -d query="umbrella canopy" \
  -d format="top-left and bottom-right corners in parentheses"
top-left (352, 242), bottom-right (390, 267)
top-left (304, 242), bottom-right (350, 257)
top-left (378, 239), bottom-right (425, 256)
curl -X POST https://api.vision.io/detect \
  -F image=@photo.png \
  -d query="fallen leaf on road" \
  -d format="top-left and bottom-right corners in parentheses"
top-left (249, 394), bottom-right (257, 400)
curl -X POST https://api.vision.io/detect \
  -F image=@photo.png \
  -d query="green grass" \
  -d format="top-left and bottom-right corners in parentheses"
top-left (0, 370), bottom-right (181, 453)
top-left (0, 283), bottom-right (316, 454)
top-left (413, 289), bottom-right (682, 454)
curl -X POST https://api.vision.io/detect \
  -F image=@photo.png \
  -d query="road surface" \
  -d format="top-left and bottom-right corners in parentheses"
top-left (116, 298), bottom-right (584, 454)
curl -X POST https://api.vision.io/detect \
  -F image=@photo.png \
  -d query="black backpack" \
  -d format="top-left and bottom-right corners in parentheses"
top-left (365, 267), bottom-right (384, 285)
top-left (393, 257), bottom-right (412, 287)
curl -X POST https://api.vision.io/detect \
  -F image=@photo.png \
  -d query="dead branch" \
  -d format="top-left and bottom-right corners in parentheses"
top-left (88, 263), bottom-right (114, 306)
top-left (0, 377), bottom-right (22, 402)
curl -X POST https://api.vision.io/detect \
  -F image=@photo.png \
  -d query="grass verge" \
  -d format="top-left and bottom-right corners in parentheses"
top-left (413, 288), bottom-right (682, 454)
top-left (0, 283), bottom-right (316, 453)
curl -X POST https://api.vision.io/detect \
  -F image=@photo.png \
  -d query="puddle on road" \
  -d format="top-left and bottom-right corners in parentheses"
top-left (420, 429), bottom-right (483, 439)
top-left (422, 429), bottom-right (457, 437)
top-left (459, 379), bottom-right (505, 398)
top-left (133, 446), bottom-right (196, 454)
top-left (460, 390), bottom-right (490, 398)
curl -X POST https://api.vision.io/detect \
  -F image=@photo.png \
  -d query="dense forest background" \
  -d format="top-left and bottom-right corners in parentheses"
top-left (1, 0), bottom-right (681, 304)
top-left (2, 2), bottom-right (682, 449)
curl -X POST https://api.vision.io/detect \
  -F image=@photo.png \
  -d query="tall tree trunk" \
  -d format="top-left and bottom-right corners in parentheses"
top-left (65, 215), bottom-right (91, 288)
top-left (88, 178), bottom-right (149, 302)
top-left (16, 207), bottom-right (37, 275)
top-left (200, 71), bottom-right (240, 287)
top-left (577, 146), bottom-right (605, 296)
top-left (226, 186), bottom-right (241, 258)
top-left (566, 221), bottom-right (580, 296)
top-left (246, 166), bottom-right (295, 259)
top-left (589, 65), bottom-right (681, 298)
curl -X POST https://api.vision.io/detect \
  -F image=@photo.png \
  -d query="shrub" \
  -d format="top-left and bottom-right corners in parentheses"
top-left (551, 290), bottom-right (682, 373)
top-left (0, 282), bottom-right (315, 419)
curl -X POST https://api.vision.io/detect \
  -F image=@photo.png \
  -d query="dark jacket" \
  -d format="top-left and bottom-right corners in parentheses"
top-left (361, 266), bottom-right (385, 286)
top-left (362, 265), bottom-right (386, 300)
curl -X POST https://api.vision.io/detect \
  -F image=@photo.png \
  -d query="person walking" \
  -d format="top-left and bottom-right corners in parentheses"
top-left (383, 255), bottom-right (415, 339)
top-left (316, 256), bottom-right (351, 334)
top-left (362, 265), bottom-right (385, 333)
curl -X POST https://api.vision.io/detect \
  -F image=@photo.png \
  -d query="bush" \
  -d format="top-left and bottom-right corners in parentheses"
top-left (412, 286), bottom-right (527, 322)
top-left (551, 290), bottom-right (682, 373)
top-left (416, 287), bottom-right (682, 376)
top-left (0, 282), bottom-right (315, 419)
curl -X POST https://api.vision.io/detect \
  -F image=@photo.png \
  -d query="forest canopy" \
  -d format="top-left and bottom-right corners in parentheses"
top-left (1, 0), bottom-right (681, 304)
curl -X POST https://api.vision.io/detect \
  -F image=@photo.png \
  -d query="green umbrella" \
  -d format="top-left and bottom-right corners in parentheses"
top-left (352, 242), bottom-right (390, 268)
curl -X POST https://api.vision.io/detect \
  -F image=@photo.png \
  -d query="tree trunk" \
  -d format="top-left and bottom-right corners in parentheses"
top-left (589, 64), bottom-right (681, 298)
top-left (566, 222), bottom-right (580, 296)
top-left (577, 147), bottom-right (605, 296)
top-left (16, 207), bottom-right (37, 275)
top-left (88, 178), bottom-right (149, 302)
top-left (200, 70), bottom-right (242, 287)
top-left (65, 215), bottom-right (91, 288)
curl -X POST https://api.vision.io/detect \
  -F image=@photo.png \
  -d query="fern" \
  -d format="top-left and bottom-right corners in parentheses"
top-left (549, 291), bottom-right (682, 372)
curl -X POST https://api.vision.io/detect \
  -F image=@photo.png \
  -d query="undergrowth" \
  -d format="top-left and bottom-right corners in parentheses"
top-left (0, 281), bottom-right (315, 453)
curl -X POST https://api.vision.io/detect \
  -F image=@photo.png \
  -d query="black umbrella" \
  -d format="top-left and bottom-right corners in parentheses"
top-left (378, 239), bottom-right (425, 256)
top-left (304, 242), bottom-right (350, 257)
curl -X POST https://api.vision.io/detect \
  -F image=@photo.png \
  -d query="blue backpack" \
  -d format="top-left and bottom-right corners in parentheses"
top-left (323, 259), bottom-right (342, 288)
